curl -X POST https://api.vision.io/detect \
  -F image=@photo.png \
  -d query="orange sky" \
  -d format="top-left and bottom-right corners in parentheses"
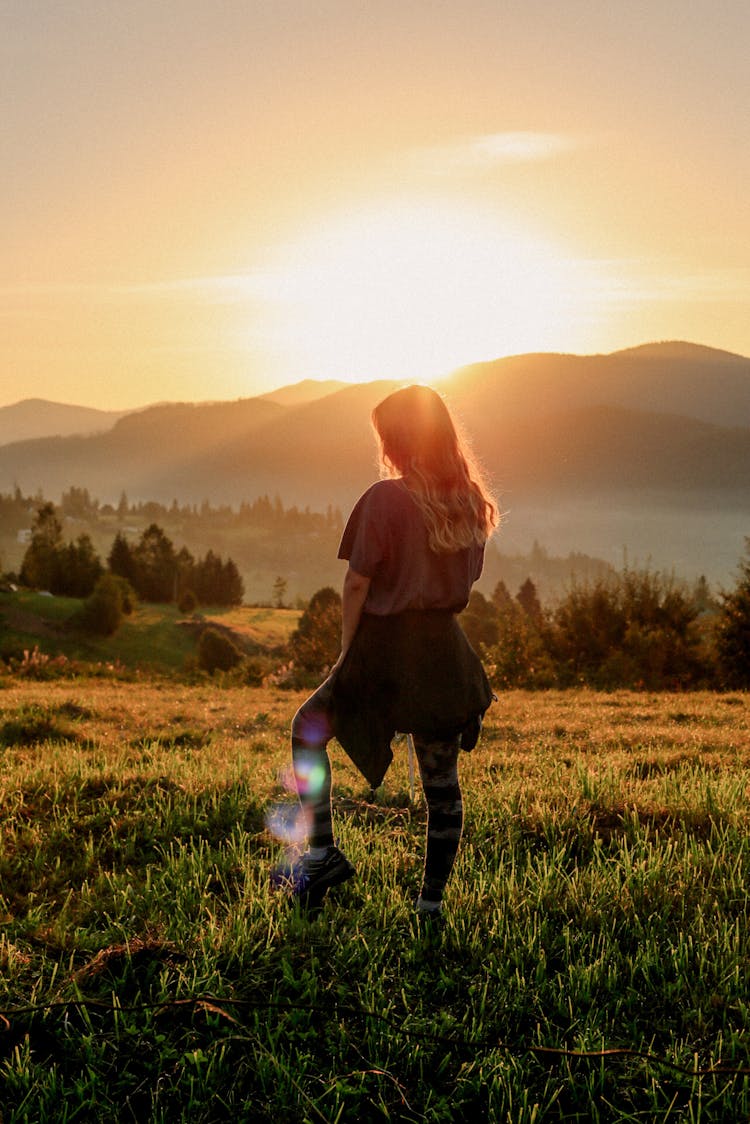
top-left (3, 1), bottom-right (749, 409)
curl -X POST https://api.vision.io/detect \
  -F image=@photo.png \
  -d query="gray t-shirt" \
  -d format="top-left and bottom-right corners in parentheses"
top-left (338, 479), bottom-right (484, 616)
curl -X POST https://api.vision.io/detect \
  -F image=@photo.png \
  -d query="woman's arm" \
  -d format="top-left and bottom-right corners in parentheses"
top-left (337, 565), bottom-right (371, 663)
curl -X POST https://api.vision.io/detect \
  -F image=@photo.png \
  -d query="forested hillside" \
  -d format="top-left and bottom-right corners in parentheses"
top-left (1, 344), bottom-right (749, 582)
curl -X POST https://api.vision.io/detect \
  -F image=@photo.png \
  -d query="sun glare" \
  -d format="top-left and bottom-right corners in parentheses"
top-left (249, 199), bottom-right (595, 384)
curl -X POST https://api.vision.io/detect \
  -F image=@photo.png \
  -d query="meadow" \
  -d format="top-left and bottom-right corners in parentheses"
top-left (1, 680), bottom-right (749, 1122)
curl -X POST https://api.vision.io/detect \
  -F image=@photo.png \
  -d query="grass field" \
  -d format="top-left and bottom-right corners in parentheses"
top-left (0, 589), bottom-right (302, 673)
top-left (0, 682), bottom-right (749, 1121)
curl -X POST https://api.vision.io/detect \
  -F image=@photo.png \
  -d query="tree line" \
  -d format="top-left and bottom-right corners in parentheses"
top-left (278, 546), bottom-right (750, 691)
top-left (467, 553), bottom-right (750, 690)
top-left (15, 503), bottom-right (244, 633)
top-left (0, 485), bottom-right (343, 534)
top-left (5, 495), bottom-right (750, 690)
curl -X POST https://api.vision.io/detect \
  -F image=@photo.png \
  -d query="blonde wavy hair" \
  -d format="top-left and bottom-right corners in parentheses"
top-left (371, 384), bottom-right (499, 553)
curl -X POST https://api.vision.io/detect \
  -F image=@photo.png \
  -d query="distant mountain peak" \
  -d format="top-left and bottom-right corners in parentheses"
top-left (610, 340), bottom-right (748, 362)
top-left (0, 398), bottom-right (129, 447)
top-left (259, 378), bottom-right (350, 407)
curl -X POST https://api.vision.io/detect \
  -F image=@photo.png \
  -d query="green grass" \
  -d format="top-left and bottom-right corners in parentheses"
top-left (0, 684), bottom-right (749, 1120)
top-left (0, 590), bottom-right (301, 674)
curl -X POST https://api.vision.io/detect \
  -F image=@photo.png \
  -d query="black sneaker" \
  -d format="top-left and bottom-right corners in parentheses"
top-left (415, 897), bottom-right (445, 935)
top-left (274, 846), bottom-right (356, 909)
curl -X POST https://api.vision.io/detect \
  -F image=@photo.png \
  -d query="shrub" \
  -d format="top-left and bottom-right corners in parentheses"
top-left (72, 574), bottom-right (133, 637)
top-left (288, 586), bottom-right (342, 682)
top-left (197, 627), bottom-right (243, 674)
top-left (550, 566), bottom-right (707, 688)
top-left (716, 539), bottom-right (750, 688)
top-left (239, 655), bottom-right (267, 686)
top-left (178, 589), bottom-right (198, 615)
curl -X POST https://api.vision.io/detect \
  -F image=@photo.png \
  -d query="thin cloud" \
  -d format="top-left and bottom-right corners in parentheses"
top-left (582, 262), bottom-right (750, 306)
top-left (122, 275), bottom-right (275, 303)
top-left (412, 131), bottom-right (585, 174)
top-left (0, 276), bottom-right (278, 305)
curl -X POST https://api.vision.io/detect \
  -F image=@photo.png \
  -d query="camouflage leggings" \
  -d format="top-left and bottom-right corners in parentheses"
top-left (291, 698), bottom-right (463, 903)
top-left (412, 734), bottom-right (463, 904)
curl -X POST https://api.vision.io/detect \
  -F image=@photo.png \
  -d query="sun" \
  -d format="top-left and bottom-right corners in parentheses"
top-left (250, 197), bottom-right (594, 384)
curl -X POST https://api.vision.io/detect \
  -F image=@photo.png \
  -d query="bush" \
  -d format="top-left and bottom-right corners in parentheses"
top-left (485, 604), bottom-right (557, 689)
top-left (197, 627), bottom-right (243, 674)
top-left (549, 566), bottom-right (707, 688)
top-left (72, 574), bottom-right (134, 637)
top-left (288, 586), bottom-right (342, 683)
top-left (178, 589), bottom-right (198, 615)
top-left (716, 539), bottom-right (750, 687)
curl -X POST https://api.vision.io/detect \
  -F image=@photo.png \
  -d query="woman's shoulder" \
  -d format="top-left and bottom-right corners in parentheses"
top-left (344, 480), bottom-right (416, 537)
top-left (355, 478), bottom-right (410, 508)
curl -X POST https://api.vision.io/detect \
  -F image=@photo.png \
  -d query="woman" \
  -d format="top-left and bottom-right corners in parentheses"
top-left (279, 384), bottom-right (499, 917)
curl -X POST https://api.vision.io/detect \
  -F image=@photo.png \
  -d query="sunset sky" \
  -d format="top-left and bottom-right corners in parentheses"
top-left (3, 1), bottom-right (749, 410)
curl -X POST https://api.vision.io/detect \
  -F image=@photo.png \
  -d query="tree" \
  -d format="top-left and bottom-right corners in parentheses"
top-left (20, 503), bottom-right (64, 591)
top-left (61, 486), bottom-right (97, 519)
top-left (219, 557), bottom-right (244, 606)
top-left (19, 503), bottom-right (104, 596)
top-left (486, 600), bottom-right (557, 689)
top-left (273, 576), bottom-right (288, 609)
top-left (62, 534), bottom-right (103, 597)
top-left (715, 540), bottom-right (750, 688)
top-left (289, 586), bottom-right (342, 679)
top-left (192, 550), bottom-right (243, 606)
top-left (175, 546), bottom-right (196, 601)
top-left (516, 577), bottom-right (544, 624)
top-left (132, 524), bottom-right (178, 601)
top-left (108, 532), bottom-right (138, 587)
top-left (483, 579), bottom-right (556, 688)
top-left (491, 579), bottom-right (515, 614)
top-left (459, 590), bottom-right (500, 651)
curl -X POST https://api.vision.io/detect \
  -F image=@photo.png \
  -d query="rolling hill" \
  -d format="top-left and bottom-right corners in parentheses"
top-left (1, 343), bottom-right (749, 582)
top-left (0, 398), bottom-right (128, 446)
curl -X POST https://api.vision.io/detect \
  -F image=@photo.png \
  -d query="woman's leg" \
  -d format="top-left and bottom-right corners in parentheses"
top-left (278, 682), bottom-right (355, 905)
top-left (412, 734), bottom-right (463, 908)
top-left (290, 683), bottom-right (335, 849)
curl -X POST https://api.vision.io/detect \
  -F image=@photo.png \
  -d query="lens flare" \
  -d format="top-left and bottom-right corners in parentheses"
top-left (293, 710), bottom-right (333, 747)
top-left (290, 749), bottom-right (328, 797)
top-left (264, 802), bottom-right (311, 846)
top-left (266, 749), bottom-right (328, 875)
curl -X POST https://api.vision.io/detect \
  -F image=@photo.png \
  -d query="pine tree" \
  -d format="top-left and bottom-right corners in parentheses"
top-left (290, 587), bottom-right (342, 678)
top-left (516, 577), bottom-right (544, 624)
top-left (62, 534), bottom-right (103, 597)
top-left (108, 532), bottom-right (138, 587)
top-left (20, 503), bottom-right (63, 591)
top-left (273, 576), bottom-right (288, 609)
top-left (132, 524), bottom-right (178, 601)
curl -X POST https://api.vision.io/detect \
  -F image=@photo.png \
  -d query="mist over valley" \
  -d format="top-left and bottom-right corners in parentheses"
top-left (2, 342), bottom-right (749, 589)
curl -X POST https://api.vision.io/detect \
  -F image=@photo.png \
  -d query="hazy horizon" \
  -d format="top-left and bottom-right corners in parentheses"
top-left (2, 338), bottom-right (749, 415)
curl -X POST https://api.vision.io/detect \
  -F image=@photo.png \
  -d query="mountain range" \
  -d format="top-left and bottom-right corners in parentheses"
top-left (1, 342), bottom-right (749, 584)
top-left (0, 398), bottom-right (129, 446)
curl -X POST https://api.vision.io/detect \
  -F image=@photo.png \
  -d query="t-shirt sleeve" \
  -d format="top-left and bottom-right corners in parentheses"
top-left (337, 485), bottom-right (388, 577)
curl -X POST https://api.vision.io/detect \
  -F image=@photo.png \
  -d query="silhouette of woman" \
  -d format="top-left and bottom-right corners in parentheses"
top-left (277, 384), bottom-right (499, 918)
